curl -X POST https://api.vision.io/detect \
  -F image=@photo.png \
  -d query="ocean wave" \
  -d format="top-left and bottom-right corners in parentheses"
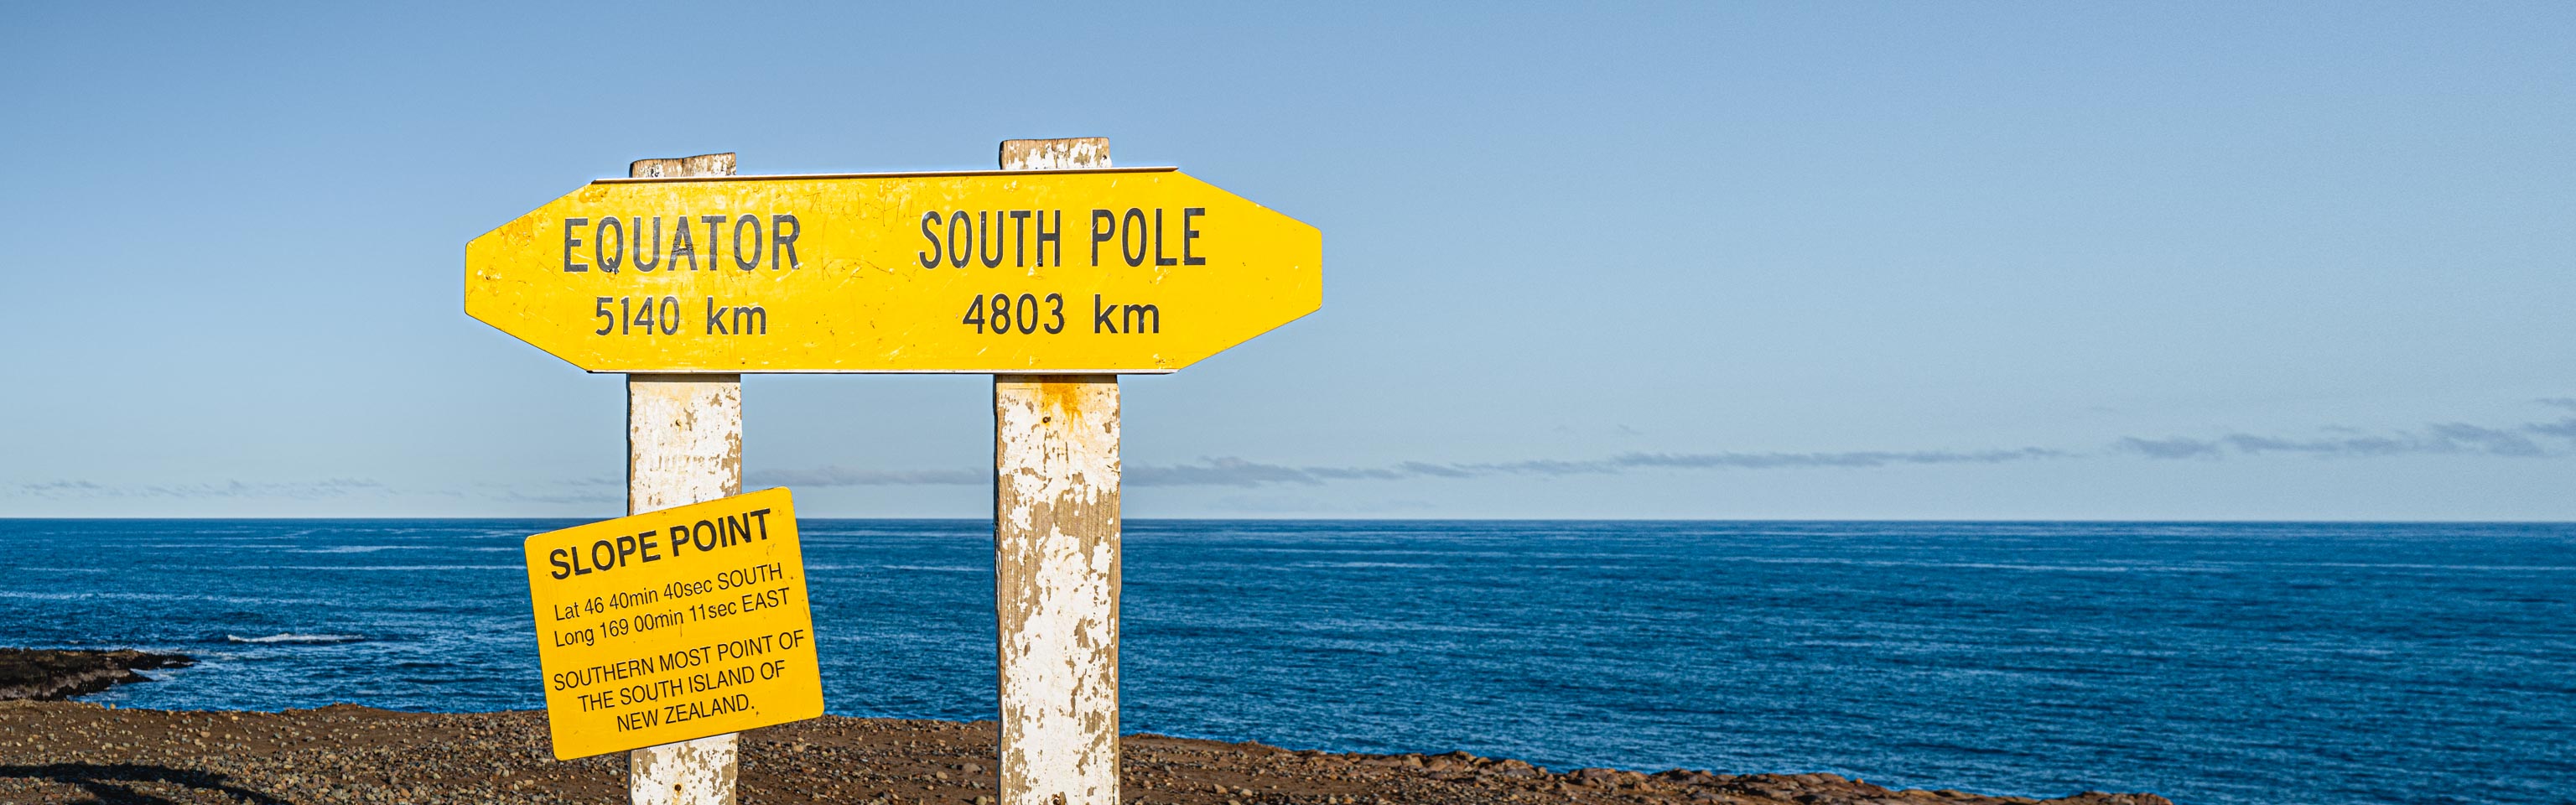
top-left (1291, 561), bottom-right (1442, 569)
top-left (805, 564), bottom-right (984, 573)
top-left (225, 633), bottom-right (367, 645)
top-left (228, 564), bottom-right (522, 571)
top-left (0, 591), bottom-right (342, 605)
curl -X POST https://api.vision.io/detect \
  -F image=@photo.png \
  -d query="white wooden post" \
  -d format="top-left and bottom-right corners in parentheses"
top-left (626, 153), bottom-right (744, 805)
top-left (994, 137), bottom-right (1123, 805)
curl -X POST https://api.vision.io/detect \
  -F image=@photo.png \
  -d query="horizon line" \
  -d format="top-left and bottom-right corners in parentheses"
top-left (2, 516), bottom-right (2570, 525)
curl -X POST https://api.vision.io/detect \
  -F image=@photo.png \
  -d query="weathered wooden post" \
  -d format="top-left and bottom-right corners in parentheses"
top-left (994, 137), bottom-right (1123, 805)
top-left (625, 152), bottom-right (744, 805)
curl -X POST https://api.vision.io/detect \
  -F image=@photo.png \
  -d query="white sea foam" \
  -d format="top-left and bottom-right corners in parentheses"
top-left (226, 633), bottom-right (367, 645)
top-left (0, 591), bottom-right (340, 605)
top-left (798, 564), bottom-right (984, 573)
top-left (1291, 561), bottom-right (1441, 569)
top-left (228, 564), bottom-right (521, 571)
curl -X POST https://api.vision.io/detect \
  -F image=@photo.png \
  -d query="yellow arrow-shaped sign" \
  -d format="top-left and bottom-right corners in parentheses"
top-left (466, 167), bottom-right (1319, 373)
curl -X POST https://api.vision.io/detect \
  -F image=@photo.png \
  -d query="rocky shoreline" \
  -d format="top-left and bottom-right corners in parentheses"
top-left (0, 700), bottom-right (2172, 805)
top-left (0, 648), bottom-right (192, 702)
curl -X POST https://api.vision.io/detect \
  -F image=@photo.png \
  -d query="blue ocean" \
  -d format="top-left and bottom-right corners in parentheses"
top-left (3, 519), bottom-right (2568, 805)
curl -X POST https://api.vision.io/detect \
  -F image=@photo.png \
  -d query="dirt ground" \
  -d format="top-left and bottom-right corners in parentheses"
top-left (0, 700), bottom-right (2169, 805)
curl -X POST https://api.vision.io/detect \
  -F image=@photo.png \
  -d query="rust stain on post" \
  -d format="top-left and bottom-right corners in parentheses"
top-left (626, 153), bottom-right (743, 805)
top-left (996, 136), bottom-right (1122, 805)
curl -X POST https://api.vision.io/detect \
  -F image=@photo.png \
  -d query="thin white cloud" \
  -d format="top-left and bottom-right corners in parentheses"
top-left (2119, 411), bottom-right (2576, 460)
top-left (23, 402), bottom-right (2576, 500)
top-left (761, 447), bottom-right (2075, 491)
top-left (16, 478), bottom-right (389, 500)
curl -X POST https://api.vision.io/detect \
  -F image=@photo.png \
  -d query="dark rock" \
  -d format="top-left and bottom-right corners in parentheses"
top-left (0, 648), bottom-right (195, 701)
top-left (1483, 758), bottom-right (1540, 777)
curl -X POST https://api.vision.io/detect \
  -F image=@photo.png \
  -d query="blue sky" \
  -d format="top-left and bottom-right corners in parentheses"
top-left (4, 3), bottom-right (2572, 519)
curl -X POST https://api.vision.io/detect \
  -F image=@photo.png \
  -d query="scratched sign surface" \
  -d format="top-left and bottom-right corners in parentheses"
top-left (465, 167), bottom-right (1320, 373)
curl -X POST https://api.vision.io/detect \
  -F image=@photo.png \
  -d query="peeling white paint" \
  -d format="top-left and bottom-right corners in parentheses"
top-left (627, 376), bottom-right (743, 513)
top-left (1000, 138), bottom-right (1109, 171)
top-left (630, 733), bottom-right (740, 805)
top-left (994, 376), bottom-right (1123, 805)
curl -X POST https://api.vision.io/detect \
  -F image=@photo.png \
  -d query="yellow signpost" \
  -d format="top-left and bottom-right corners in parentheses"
top-left (486, 141), bottom-right (1316, 805)
top-left (466, 167), bottom-right (1321, 373)
top-left (522, 487), bottom-right (823, 760)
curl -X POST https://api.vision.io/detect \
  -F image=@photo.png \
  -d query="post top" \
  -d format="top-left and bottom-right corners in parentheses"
top-left (1000, 138), bottom-right (1110, 170)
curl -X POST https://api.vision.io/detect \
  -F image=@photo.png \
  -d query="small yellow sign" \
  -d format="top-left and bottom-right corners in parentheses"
top-left (522, 487), bottom-right (822, 760)
top-left (465, 167), bottom-right (1321, 373)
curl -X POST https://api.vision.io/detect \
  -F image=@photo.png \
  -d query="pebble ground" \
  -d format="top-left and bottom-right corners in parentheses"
top-left (0, 700), bottom-right (2170, 805)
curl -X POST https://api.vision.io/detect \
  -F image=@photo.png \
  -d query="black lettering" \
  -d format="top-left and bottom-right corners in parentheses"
top-left (979, 211), bottom-right (1005, 267)
top-left (732, 214), bottom-right (762, 270)
top-left (1120, 208), bottom-right (1148, 267)
top-left (1093, 294), bottom-right (1117, 333)
top-left (563, 218), bottom-right (588, 272)
top-left (669, 219), bottom-right (696, 271)
top-left (706, 298), bottom-right (730, 335)
top-left (641, 531), bottom-right (662, 562)
top-left (1010, 210), bottom-right (1031, 267)
top-left (917, 211), bottom-right (943, 268)
top-left (771, 214), bottom-right (800, 269)
top-left (699, 215), bottom-right (727, 267)
top-left (733, 305), bottom-right (765, 335)
top-left (1182, 207), bottom-right (1205, 265)
top-left (1036, 210), bottom-right (1061, 267)
top-left (1154, 208), bottom-right (1176, 266)
top-left (692, 521), bottom-right (717, 552)
top-left (947, 210), bottom-right (972, 268)
top-left (549, 548), bottom-right (573, 579)
top-left (590, 540), bottom-right (618, 572)
top-left (595, 216), bottom-right (625, 273)
top-left (633, 217), bottom-right (663, 271)
top-left (1089, 210), bottom-right (1114, 266)
top-left (1124, 303), bottom-right (1160, 334)
top-left (615, 534), bottom-right (640, 564)
top-left (746, 508), bottom-right (771, 539)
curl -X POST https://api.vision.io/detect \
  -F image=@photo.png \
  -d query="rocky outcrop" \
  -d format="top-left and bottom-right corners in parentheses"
top-left (1324, 750), bottom-right (2175, 805)
top-left (0, 648), bottom-right (194, 701)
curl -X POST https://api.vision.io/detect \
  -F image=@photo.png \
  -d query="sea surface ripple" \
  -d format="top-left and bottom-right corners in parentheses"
top-left (3, 519), bottom-right (2569, 805)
